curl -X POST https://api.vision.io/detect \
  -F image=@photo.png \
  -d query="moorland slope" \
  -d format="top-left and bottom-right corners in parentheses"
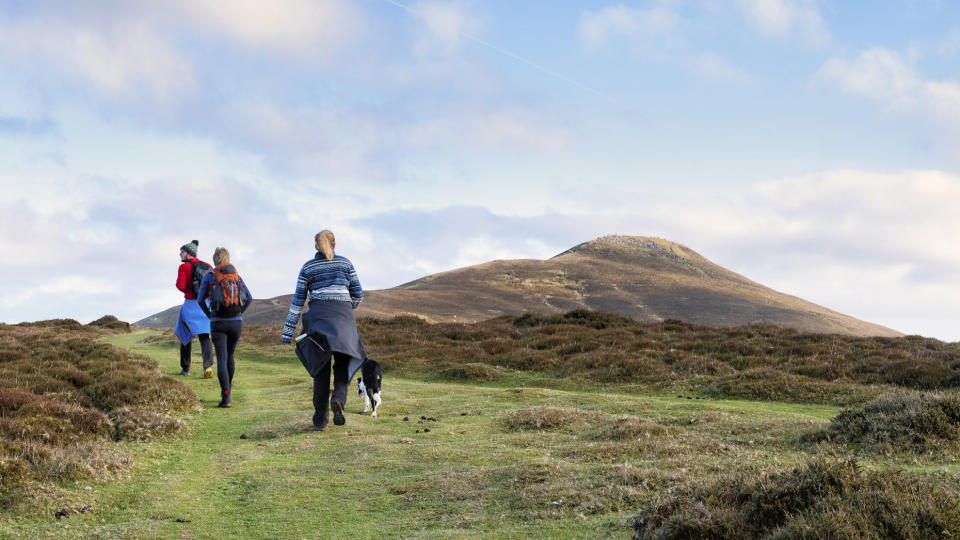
top-left (137, 236), bottom-right (900, 337)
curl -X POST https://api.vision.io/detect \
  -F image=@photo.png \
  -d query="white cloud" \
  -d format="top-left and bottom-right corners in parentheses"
top-left (170, 0), bottom-right (363, 60)
top-left (2, 276), bottom-right (114, 308)
top-left (412, 1), bottom-right (480, 56)
top-left (578, 3), bottom-right (680, 51)
top-left (817, 47), bottom-right (960, 128)
top-left (0, 15), bottom-right (194, 102)
top-left (734, 0), bottom-right (829, 46)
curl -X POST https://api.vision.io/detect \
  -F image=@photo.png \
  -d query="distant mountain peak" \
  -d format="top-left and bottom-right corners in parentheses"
top-left (553, 235), bottom-right (698, 262)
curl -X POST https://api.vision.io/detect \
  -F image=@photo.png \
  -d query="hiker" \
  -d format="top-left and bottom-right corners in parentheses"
top-left (174, 240), bottom-right (213, 378)
top-left (197, 247), bottom-right (253, 408)
top-left (281, 230), bottom-right (367, 431)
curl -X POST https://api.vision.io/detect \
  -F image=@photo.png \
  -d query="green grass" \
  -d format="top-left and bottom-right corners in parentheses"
top-left (0, 329), bottom-right (845, 538)
top-left (6, 320), bottom-right (960, 539)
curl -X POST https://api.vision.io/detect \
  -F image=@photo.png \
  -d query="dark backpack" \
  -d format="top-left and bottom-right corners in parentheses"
top-left (208, 265), bottom-right (248, 317)
top-left (188, 260), bottom-right (213, 296)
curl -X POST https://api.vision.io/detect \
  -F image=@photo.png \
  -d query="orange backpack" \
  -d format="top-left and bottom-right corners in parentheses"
top-left (209, 265), bottom-right (246, 317)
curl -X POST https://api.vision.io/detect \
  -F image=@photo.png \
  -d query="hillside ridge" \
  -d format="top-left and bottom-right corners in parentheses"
top-left (136, 235), bottom-right (901, 337)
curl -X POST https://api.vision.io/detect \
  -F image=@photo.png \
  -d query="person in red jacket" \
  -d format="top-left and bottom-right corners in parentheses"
top-left (174, 240), bottom-right (213, 378)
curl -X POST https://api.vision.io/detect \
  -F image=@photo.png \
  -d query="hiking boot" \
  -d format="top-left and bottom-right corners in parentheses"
top-left (332, 401), bottom-right (345, 426)
top-left (311, 424), bottom-right (326, 431)
top-left (179, 369), bottom-right (190, 376)
top-left (204, 367), bottom-right (213, 379)
top-left (218, 390), bottom-right (231, 408)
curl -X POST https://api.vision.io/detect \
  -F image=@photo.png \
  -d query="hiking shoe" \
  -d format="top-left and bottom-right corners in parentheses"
top-left (203, 368), bottom-right (213, 379)
top-left (218, 390), bottom-right (231, 408)
top-left (179, 369), bottom-right (190, 376)
top-left (332, 401), bottom-right (345, 426)
top-left (311, 424), bottom-right (326, 432)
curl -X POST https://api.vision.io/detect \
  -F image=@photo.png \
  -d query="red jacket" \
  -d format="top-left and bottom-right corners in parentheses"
top-left (176, 258), bottom-right (204, 300)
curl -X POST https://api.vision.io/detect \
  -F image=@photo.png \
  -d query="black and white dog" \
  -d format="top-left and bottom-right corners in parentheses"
top-left (357, 359), bottom-right (383, 418)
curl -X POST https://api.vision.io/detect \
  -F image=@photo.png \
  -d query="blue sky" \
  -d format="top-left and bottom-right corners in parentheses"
top-left (1, 0), bottom-right (959, 339)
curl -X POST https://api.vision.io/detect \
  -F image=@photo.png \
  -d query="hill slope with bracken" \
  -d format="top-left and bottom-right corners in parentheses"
top-left (137, 236), bottom-right (900, 337)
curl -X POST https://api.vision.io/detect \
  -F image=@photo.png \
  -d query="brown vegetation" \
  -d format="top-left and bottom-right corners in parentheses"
top-left (147, 309), bottom-right (956, 409)
top-left (811, 391), bottom-right (960, 454)
top-left (632, 459), bottom-right (960, 539)
top-left (0, 319), bottom-right (197, 508)
top-left (227, 309), bottom-right (960, 406)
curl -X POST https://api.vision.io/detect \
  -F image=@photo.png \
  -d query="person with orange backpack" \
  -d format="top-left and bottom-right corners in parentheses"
top-left (174, 240), bottom-right (214, 378)
top-left (197, 247), bottom-right (253, 408)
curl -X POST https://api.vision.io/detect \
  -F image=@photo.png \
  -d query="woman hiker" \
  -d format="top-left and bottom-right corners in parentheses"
top-left (281, 230), bottom-right (367, 431)
top-left (197, 247), bottom-right (253, 408)
top-left (174, 240), bottom-right (213, 378)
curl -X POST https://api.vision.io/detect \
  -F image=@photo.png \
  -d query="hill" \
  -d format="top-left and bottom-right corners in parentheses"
top-left (137, 235), bottom-right (900, 337)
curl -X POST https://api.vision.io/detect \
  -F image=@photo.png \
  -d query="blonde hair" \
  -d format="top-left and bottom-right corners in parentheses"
top-left (213, 247), bottom-right (231, 266)
top-left (315, 230), bottom-right (335, 261)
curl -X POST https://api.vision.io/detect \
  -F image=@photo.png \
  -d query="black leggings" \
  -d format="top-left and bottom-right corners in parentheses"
top-left (210, 320), bottom-right (242, 393)
top-left (180, 333), bottom-right (212, 372)
top-left (313, 353), bottom-right (349, 428)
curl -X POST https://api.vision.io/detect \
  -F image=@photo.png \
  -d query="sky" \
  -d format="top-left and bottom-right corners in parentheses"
top-left (1, 0), bottom-right (959, 339)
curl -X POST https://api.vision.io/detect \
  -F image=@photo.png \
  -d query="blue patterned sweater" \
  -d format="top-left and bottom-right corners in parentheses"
top-left (281, 252), bottom-right (363, 342)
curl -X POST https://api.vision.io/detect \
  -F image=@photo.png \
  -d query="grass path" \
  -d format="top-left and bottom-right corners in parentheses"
top-left (1, 330), bottom-right (840, 539)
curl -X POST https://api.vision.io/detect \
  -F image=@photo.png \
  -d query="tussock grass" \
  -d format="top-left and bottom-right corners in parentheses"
top-left (810, 392), bottom-right (960, 454)
top-left (632, 458), bottom-right (960, 539)
top-left (0, 319), bottom-right (197, 508)
top-left (503, 406), bottom-right (588, 431)
top-left (88, 315), bottom-right (130, 332)
top-left (324, 310), bottom-right (960, 405)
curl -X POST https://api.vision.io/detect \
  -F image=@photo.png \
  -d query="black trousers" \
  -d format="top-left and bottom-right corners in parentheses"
top-left (180, 333), bottom-right (212, 372)
top-left (210, 320), bottom-right (242, 393)
top-left (313, 353), bottom-right (349, 428)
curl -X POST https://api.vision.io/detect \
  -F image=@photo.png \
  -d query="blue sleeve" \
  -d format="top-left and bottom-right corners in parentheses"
top-left (347, 261), bottom-right (363, 309)
top-left (197, 273), bottom-right (213, 319)
top-left (240, 278), bottom-right (253, 314)
top-left (281, 265), bottom-right (308, 342)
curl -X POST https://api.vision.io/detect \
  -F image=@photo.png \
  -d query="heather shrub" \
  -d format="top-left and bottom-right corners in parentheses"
top-left (503, 407), bottom-right (587, 431)
top-left (785, 357), bottom-right (845, 381)
top-left (724, 355), bottom-right (774, 371)
top-left (632, 459), bottom-right (960, 539)
top-left (494, 348), bottom-right (558, 371)
top-left (882, 359), bottom-right (950, 390)
top-left (110, 407), bottom-right (187, 441)
top-left (435, 362), bottom-right (503, 382)
top-left (513, 309), bottom-right (635, 329)
top-left (138, 331), bottom-right (179, 345)
top-left (238, 325), bottom-right (287, 346)
top-left (823, 392), bottom-right (960, 451)
top-left (554, 338), bottom-right (604, 356)
top-left (668, 355), bottom-right (735, 377)
top-left (561, 349), bottom-right (674, 383)
top-left (345, 309), bottom-right (960, 403)
top-left (584, 416), bottom-right (667, 441)
top-left (88, 315), bottom-right (131, 332)
top-left (704, 368), bottom-right (876, 405)
top-left (480, 337), bottom-right (516, 355)
top-left (0, 321), bottom-right (197, 507)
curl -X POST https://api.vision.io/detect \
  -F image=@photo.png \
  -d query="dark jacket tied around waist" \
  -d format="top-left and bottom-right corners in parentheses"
top-left (295, 299), bottom-right (367, 382)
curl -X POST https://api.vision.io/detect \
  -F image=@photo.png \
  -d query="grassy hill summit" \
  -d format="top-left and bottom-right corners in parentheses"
top-left (137, 235), bottom-right (900, 337)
